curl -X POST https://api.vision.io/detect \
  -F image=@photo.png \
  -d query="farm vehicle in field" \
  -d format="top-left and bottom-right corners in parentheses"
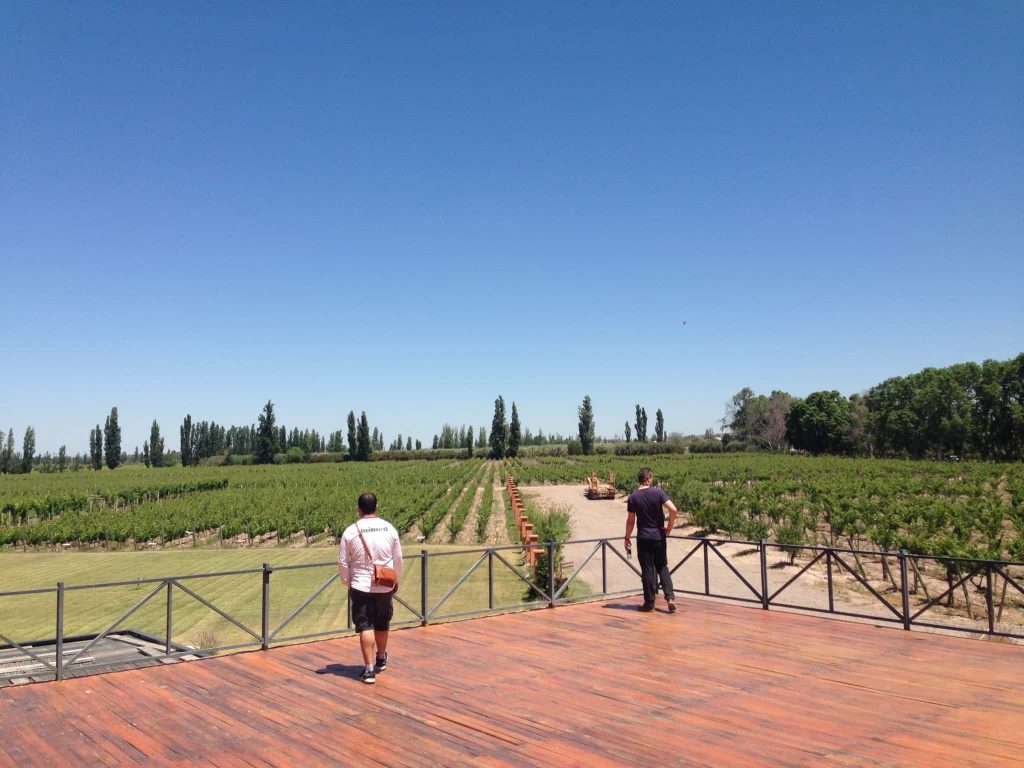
top-left (586, 471), bottom-right (617, 500)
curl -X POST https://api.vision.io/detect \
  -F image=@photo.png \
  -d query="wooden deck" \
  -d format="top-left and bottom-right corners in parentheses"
top-left (1, 596), bottom-right (1022, 767)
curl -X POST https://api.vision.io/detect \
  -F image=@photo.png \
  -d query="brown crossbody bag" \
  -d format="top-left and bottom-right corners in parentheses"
top-left (356, 522), bottom-right (398, 590)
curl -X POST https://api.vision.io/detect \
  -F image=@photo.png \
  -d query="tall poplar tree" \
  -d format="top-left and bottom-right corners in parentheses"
top-left (489, 396), bottom-right (507, 459)
top-left (508, 403), bottom-right (521, 458)
top-left (655, 409), bottom-right (665, 442)
top-left (149, 420), bottom-right (165, 467)
top-left (578, 396), bottom-right (595, 455)
top-left (21, 426), bottom-right (36, 473)
top-left (634, 404), bottom-right (648, 442)
top-left (346, 411), bottom-right (357, 458)
top-left (624, 422), bottom-right (631, 442)
top-left (254, 400), bottom-right (278, 464)
top-left (0, 428), bottom-right (13, 473)
top-left (104, 407), bottom-right (122, 469)
top-left (90, 425), bottom-right (103, 470)
top-left (57, 445), bottom-right (67, 472)
top-left (180, 415), bottom-right (194, 467)
top-left (356, 411), bottom-right (371, 460)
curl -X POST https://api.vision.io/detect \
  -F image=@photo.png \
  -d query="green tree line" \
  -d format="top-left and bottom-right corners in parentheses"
top-left (726, 354), bottom-right (1024, 460)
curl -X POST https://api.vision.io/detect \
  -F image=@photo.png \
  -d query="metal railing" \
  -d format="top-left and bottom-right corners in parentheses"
top-left (1, 535), bottom-right (1021, 684)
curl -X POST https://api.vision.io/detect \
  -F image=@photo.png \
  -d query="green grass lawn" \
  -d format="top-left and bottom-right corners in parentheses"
top-left (0, 544), bottom-right (531, 649)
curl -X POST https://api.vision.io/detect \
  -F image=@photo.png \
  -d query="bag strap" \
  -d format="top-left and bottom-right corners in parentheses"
top-left (355, 521), bottom-right (375, 564)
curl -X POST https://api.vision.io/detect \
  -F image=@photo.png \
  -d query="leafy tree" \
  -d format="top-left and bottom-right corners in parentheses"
top-left (508, 403), bottom-right (521, 458)
top-left (356, 411), bottom-right (371, 460)
top-left (723, 388), bottom-right (792, 450)
top-left (103, 408), bottom-right (121, 469)
top-left (253, 400), bottom-right (278, 464)
top-left (786, 391), bottom-right (851, 455)
top-left (22, 426), bottom-right (36, 473)
top-left (725, 388), bottom-right (754, 436)
top-left (844, 394), bottom-right (872, 457)
top-left (465, 428), bottom-right (474, 458)
top-left (415, 439), bottom-right (422, 450)
top-left (624, 422), bottom-right (631, 442)
top-left (655, 409), bottom-right (665, 442)
top-left (142, 441), bottom-right (151, 467)
top-left (477, 426), bottom-right (487, 448)
top-left (490, 396), bottom-right (508, 459)
top-left (406, 436), bottom-right (413, 451)
top-left (431, 435), bottom-right (439, 449)
top-left (578, 395), bottom-right (595, 455)
top-left (149, 420), bottom-right (165, 467)
top-left (57, 445), bottom-right (67, 472)
top-left (0, 428), bottom-right (13, 473)
top-left (90, 425), bottom-right (103, 470)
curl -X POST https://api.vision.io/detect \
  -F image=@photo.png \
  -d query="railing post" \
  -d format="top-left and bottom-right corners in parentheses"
top-left (826, 550), bottom-right (834, 613)
top-left (759, 540), bottom-right (769, 610)
top-left (488, 550), bottom-right (494, 611)
top-left (601, 540), bottom-right (607, 595)
top-left (986, 565), bottom-right (995, 634)
top-left (703, 540), bottom-right (710, 596)
top-left (899, 550), bottom-right (911, 631)
top-left (547, 541), bottom-right (556, 608)
top-left (261, 563), bottom-right (271, 650)
top-left (55, 582), bottom-right (64, 682)
top-left (421, 549), bottom-right (429, 625)
top-left (165, 580), bottom-right (174, 655)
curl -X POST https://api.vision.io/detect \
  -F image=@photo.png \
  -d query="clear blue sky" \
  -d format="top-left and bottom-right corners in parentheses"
top-left (2, 2), bottom-right (1022, 454)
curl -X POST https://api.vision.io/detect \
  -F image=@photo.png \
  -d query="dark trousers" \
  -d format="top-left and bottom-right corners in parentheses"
top-left (637, 538), bottom-right (674, 605)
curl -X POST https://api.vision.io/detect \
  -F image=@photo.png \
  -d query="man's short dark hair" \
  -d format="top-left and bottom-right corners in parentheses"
top-left (358, 492), bottom-right (377, 515)
top-left (638, 467), bottom-right (653, 484)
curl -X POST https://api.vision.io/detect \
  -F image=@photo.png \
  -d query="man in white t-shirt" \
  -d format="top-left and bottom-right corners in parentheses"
top-left (338, 492), bottom-right (404, 684)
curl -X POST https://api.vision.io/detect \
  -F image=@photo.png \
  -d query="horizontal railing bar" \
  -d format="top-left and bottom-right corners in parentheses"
top-left (898, 620), bottom-right (1024, 639)
top-left (268, 628), bottom-right (355, 645)
top-left (266, 561), bottom-right (337, 572)
top-left (430, 600), bottom-right (549, 622)
top-left (769, 602), bottom-right (904, 623)
top-left (156, 641), bottom-right (260, 659)
top-left (0, 587), bottom-right (58, 598)
top-left (402, 544), bottom-right (543, 559)
top-left (61, 569), bottom-right (265, 591)
top-left (676, 590), bottom-right (763, 605)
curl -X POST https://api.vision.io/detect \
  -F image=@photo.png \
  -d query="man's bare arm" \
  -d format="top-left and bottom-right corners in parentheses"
top-left (663, 500), bottom-right (678, 536)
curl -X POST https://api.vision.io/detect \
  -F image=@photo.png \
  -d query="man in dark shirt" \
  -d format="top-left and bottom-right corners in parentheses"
top-left (624, 467), bottom-right (679, 612)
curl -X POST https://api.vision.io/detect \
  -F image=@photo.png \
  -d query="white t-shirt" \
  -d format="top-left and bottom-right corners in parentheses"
top-left (338, 516), bottom-right (404, 594)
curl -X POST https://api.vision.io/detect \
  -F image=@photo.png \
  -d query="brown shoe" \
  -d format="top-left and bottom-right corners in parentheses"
top-left (638, 603), bottom-right (655, 612)
top-left (667, 599), bottom-right (677, 613)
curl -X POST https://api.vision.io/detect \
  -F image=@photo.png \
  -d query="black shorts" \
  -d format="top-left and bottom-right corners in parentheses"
top-left (349, 588), bottom-right (394, 633)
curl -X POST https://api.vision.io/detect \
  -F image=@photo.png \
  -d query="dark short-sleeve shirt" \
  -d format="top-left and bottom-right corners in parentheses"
top-left (627, 486), bottom-right (670, 540)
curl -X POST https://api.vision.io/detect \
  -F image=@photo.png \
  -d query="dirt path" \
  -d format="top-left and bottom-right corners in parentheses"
top-left (483, 467), bottom-right (509, 546)
top-left (455, 481), bottom-right (488, 545)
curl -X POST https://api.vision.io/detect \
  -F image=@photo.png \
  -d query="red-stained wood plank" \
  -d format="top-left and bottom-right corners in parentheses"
top-left (1, 597), bottom-right (1023, 767)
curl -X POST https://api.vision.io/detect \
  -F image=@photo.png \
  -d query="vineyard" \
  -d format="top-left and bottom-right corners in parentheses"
top-left (0, 460), bottom-right (489, 548)
top-left (2, 455), bottom-right (1023, 569)
top-left (504, 454), bottom-right (1024, 564)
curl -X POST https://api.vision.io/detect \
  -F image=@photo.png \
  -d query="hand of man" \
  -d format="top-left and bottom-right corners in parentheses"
top-left (624, 537), bottom-right (631, 548)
